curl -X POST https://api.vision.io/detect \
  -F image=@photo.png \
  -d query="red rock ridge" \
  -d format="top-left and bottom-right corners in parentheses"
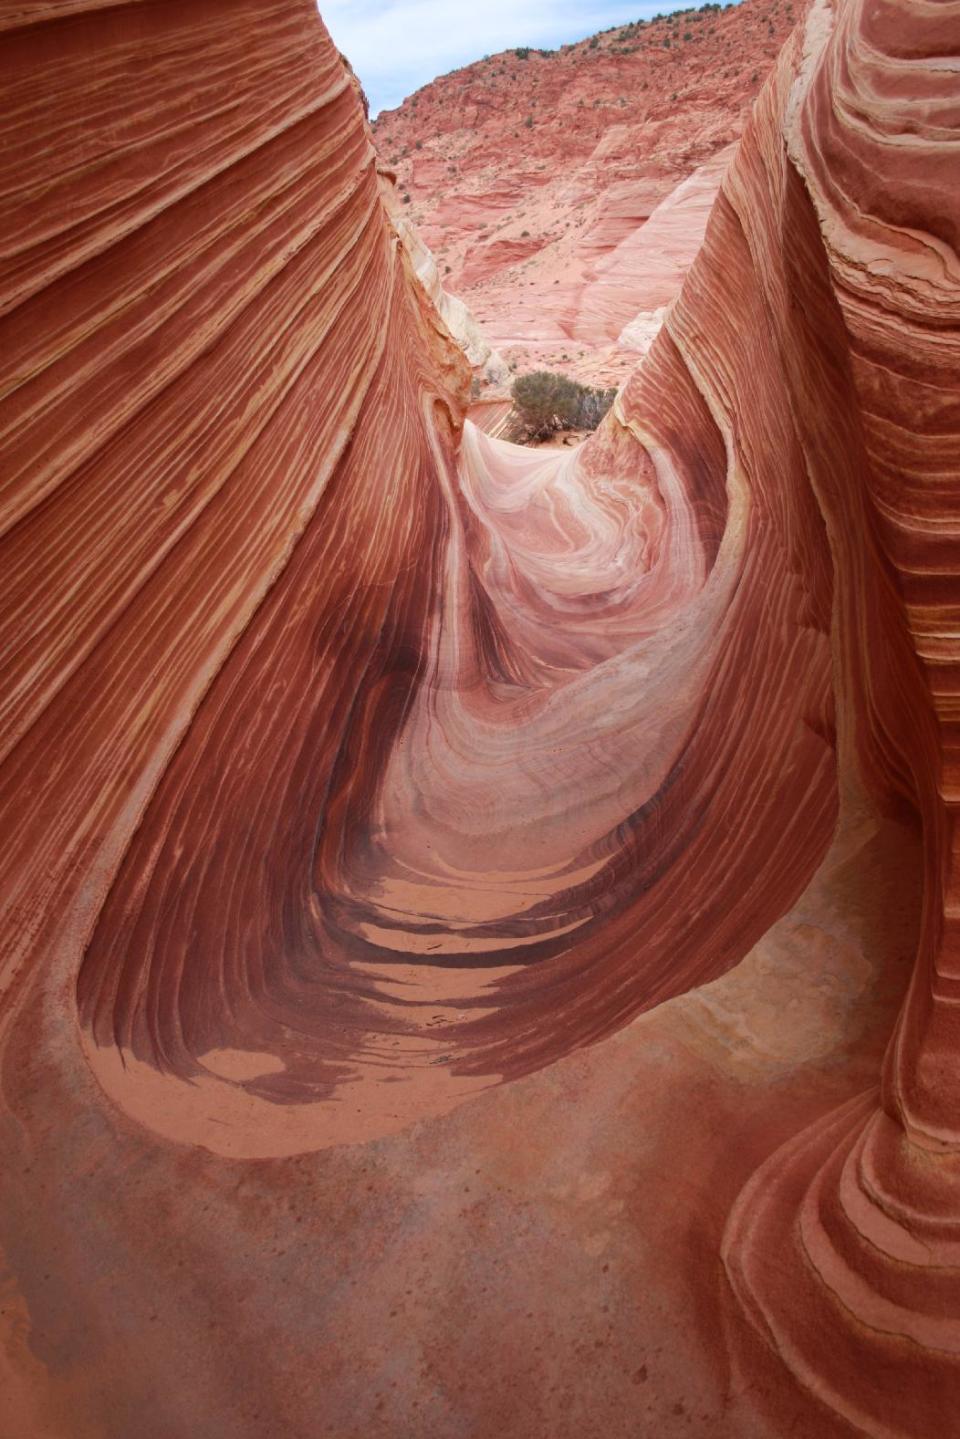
top-left (374, 0), bottom-right (805, 383)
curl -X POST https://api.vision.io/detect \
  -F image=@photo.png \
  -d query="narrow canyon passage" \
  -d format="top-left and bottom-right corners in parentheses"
top-left (75, 213), bottom-right (837, 1156)
top-left (1, 0), bottom-right (958, 1435)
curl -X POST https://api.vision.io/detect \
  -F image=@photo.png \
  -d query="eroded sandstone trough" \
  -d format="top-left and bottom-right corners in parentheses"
top-left (1, 0), bottom-right (958, 1434)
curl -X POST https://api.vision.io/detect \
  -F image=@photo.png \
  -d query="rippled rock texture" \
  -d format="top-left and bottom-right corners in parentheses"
top-left (0, 0), bottom-right (958, 1434)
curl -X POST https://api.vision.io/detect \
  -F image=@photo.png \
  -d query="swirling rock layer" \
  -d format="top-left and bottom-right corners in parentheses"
top-left (0, 0), bottom-right (958, 1435)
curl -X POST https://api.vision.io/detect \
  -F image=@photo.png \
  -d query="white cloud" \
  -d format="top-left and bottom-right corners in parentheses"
top-left (320, 1), bottom-right (717, 116)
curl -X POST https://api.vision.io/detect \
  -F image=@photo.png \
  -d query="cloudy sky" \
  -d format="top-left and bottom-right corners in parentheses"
top-left (322, 1), bottom-right (717, 117)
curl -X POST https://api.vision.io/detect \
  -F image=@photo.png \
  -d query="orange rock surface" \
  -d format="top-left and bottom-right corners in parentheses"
top-left (374, 0), bottom-right (803, 384)
top-left (1, 0), bottom-right (959, 1436)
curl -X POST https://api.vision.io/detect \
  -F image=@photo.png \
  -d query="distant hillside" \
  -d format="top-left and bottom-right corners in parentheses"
top-left (371, 0), bottom-right (803, 384)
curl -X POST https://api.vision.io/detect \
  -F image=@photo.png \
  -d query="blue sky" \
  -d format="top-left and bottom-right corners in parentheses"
top-left (321, 2), bottom-right (735, 117)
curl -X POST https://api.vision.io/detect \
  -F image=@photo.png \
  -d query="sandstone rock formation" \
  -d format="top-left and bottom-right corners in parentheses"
top-left (377, 164), bottom-right (509, 390)
top-left (375, 0), bottom-right (803, 384)
top-left (0, 0), bottom-right (958, 1436)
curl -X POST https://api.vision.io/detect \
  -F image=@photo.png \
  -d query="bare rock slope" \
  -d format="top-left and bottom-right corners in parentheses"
top-left (375, 0), bottom-right (802, 383)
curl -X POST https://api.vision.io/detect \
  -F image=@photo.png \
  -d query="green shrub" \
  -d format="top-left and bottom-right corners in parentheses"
top-left (509, 371), bottom-right (616, 442)
top-left (576, 385), bottom-right (618, 431)
top-left (514, 46), bottom-right (530, 60)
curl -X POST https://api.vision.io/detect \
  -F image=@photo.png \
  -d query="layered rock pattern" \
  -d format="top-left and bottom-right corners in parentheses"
top-left (0, 0), bottom-right (958, 1435)
top-left (720, 0), bottom-right (960, 1427)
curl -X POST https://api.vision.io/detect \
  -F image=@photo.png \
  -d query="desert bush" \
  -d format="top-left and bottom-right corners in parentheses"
top-left (509, 371), bottom-right (616, 442)
top-left (514, 46), bottom-right (530, 60)
top-left (575, 385), bottom-right (617, 431)
top-left (510, 372), bottom-right (582, 439)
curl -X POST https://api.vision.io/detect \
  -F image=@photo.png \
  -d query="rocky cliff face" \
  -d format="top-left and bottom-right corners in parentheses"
top-left (374, 0), bottom-right (803, 384)
top-left (1, 1), bottom-right (958, 1436)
